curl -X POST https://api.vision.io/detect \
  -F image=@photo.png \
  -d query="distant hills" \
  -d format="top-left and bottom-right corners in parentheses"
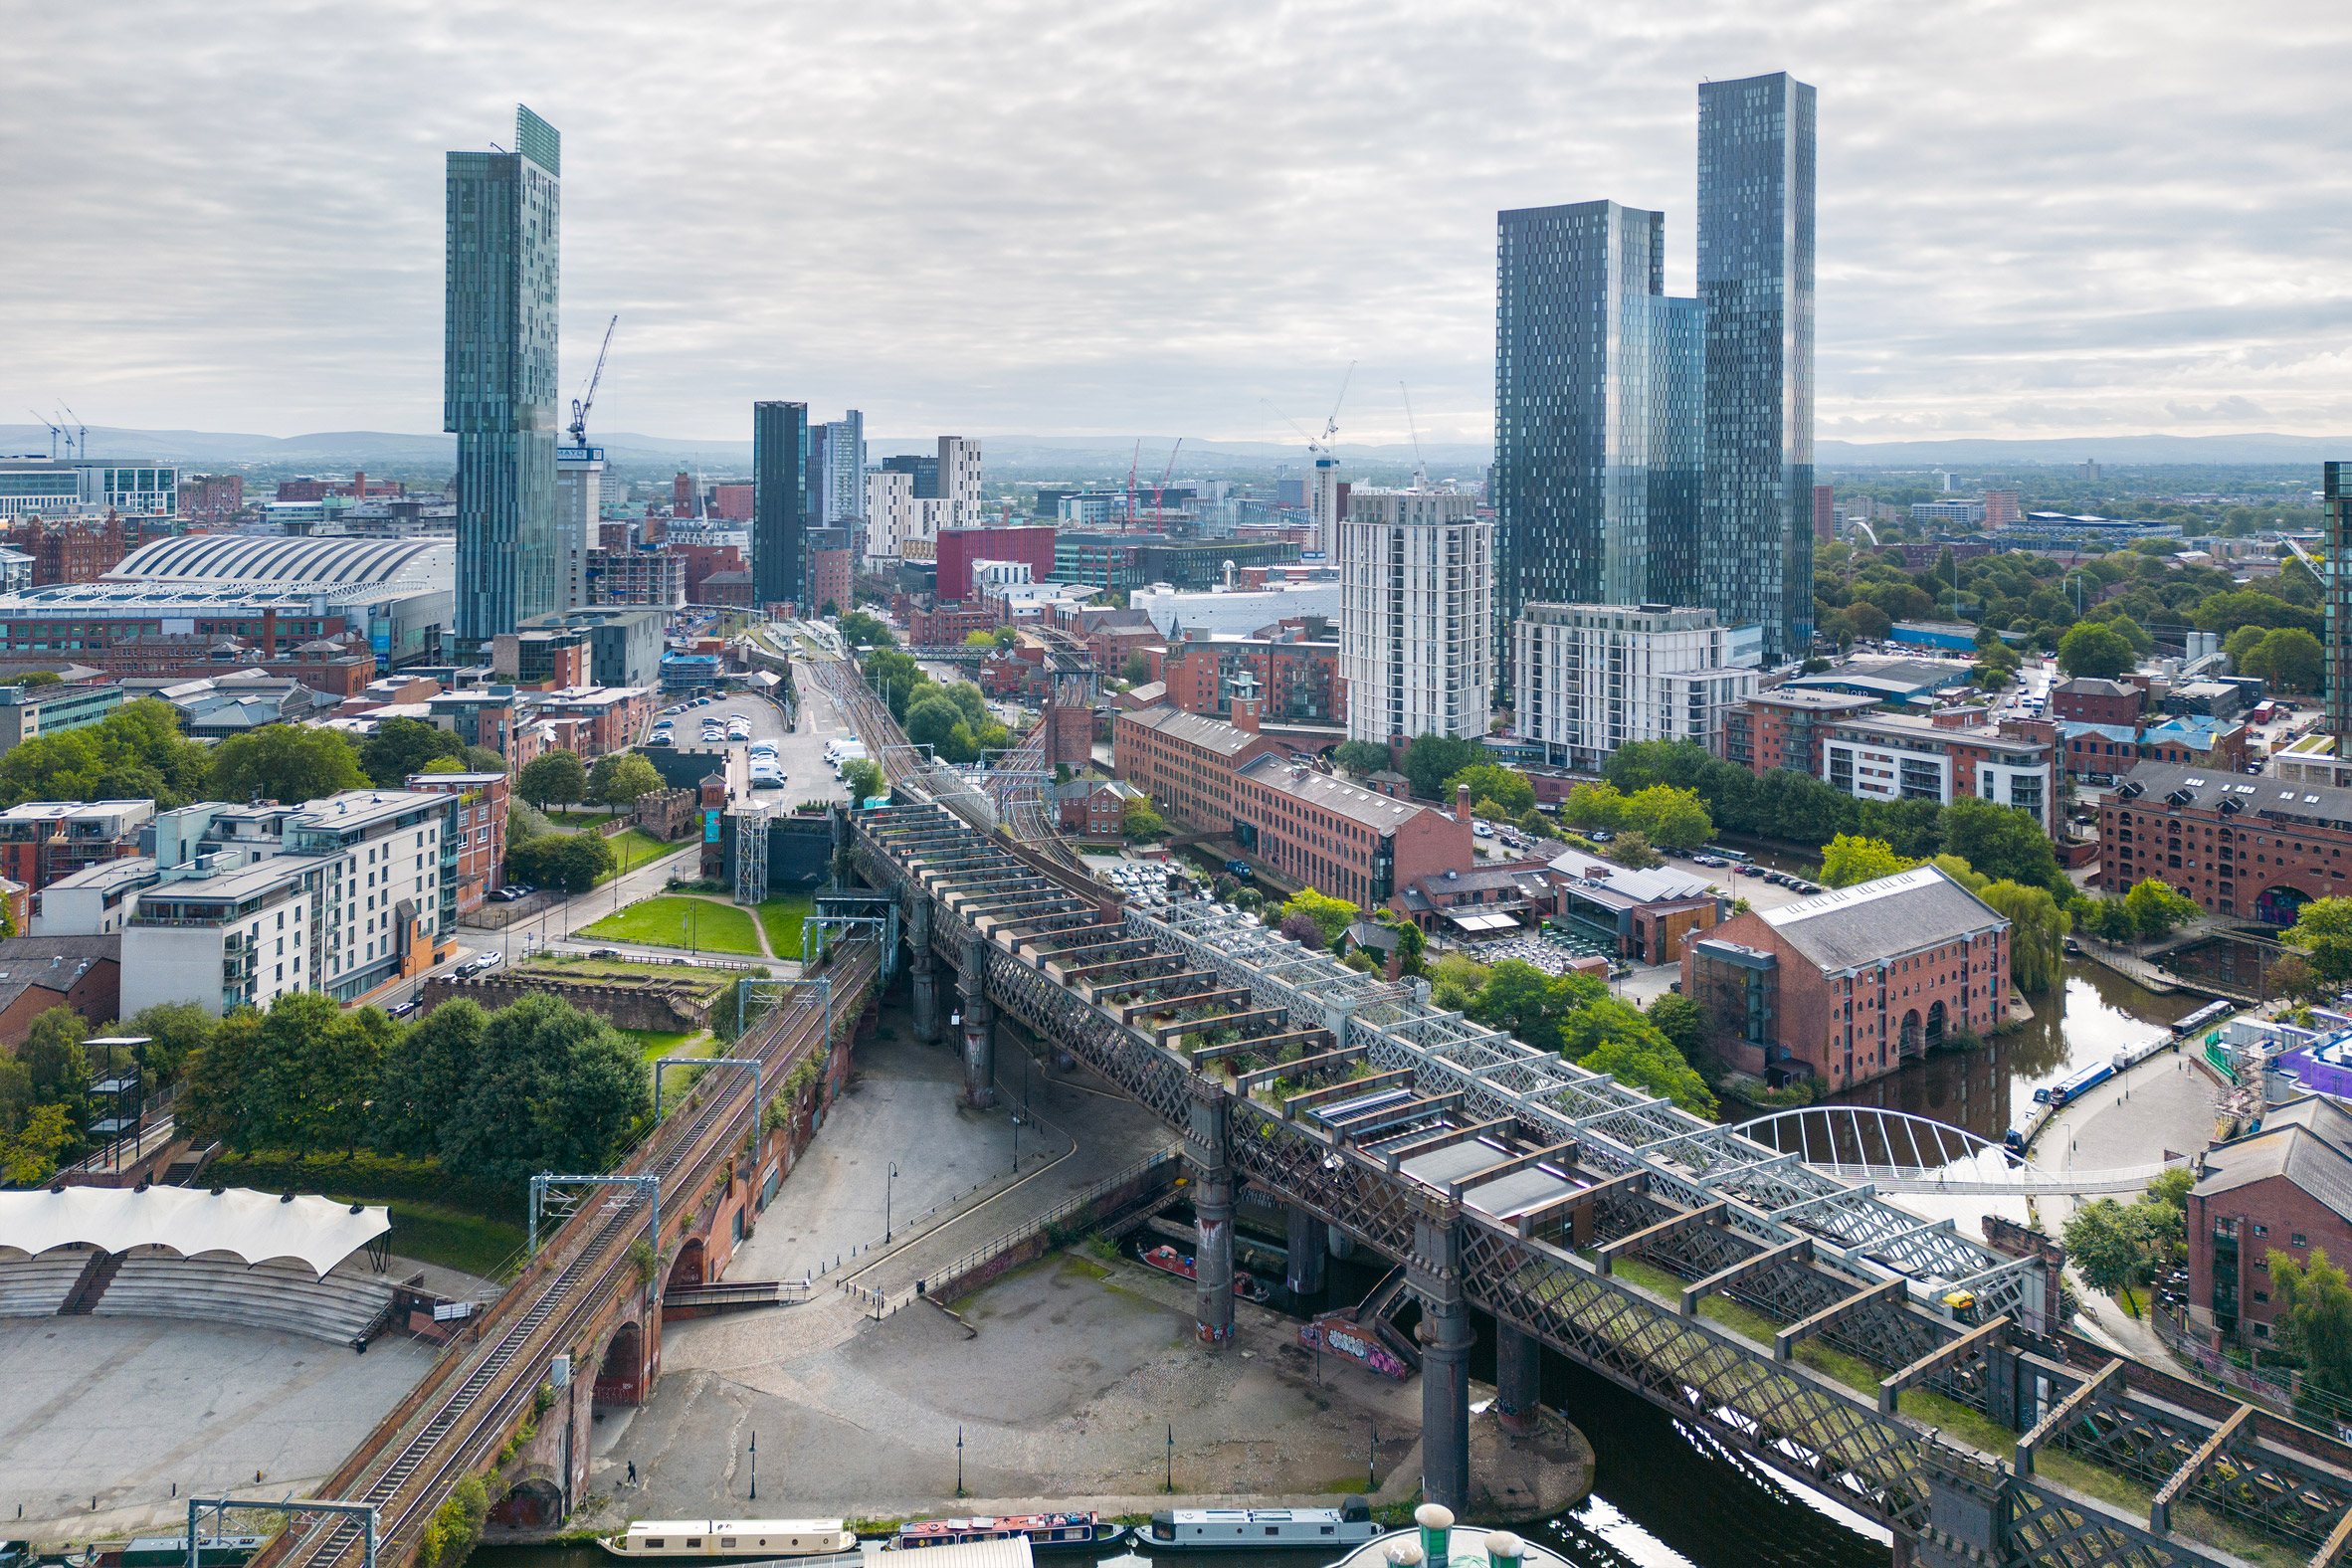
top-left (3, 424), bottom-right (2340, 475)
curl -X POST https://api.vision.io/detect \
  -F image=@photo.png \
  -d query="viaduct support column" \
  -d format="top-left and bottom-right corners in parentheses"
top-left (1412, 1198), bottom-right (1472, 1514)
top-left (957, 936), bottom-right (994, 1108)
top-left (908, 899), bottom-right (940, 1045)
top-left (1494, 1322), bottom-right (1541, 1433)
top-left (1286, 1205), bottom-right (1327, 1297)
top-left (1187, 1083), bottom-right (1235, 1345)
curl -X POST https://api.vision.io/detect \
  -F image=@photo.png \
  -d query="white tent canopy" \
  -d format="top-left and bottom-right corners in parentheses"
top-left (0, 1186), bottom-right (390, 1278)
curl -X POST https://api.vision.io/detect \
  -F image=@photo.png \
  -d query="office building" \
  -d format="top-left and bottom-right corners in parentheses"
top-left (1697, 71), bottom-right (1816, 665)
top-left (1911, 499), bottom-right (1985, 526)
top-left (939, 437), bottom-right (983, 525)
top-left (1683, 864), bottom-right (2012, 1091)
top-left (1337, 489), bottom-right (1492, 744)
top-left (1513, 603), bottom-right (1757, 770)
top-left (447, 104), bottom-right (562, 645)
top-left (1495, 201), bottom-right (1675, 634)
top-left (882, 452), bottom-right (940, 498)
top-left (752, 400), bottom-right (810, 609)
top-left (2187, 1095), bottom-right (2352, 1346)
top-left (585, 547), bottom-right (685, 609)
top-left (0, 682), bottom-right (123, 757)
top-left (1813, 485), bottom-right (1836, 543)
top-left (1726, 688), bottom-right (2055, 832)
top-left (555, 442), bottom-right (603, 609)
top-left (0, 460), bottom-right (182, 520)
top-left (2096, 761), bottom-right (2352, 924)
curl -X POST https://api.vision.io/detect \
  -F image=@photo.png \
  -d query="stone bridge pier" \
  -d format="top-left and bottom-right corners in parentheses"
top-left (1411, 1199), bottom-right (1473, 1514)
top-left (1285, 1206), bottom-right (1327, 1296)
top-left (908, 897), bottom-right (941, 1045)
top-left (958, 935), bottom-right (994, 1107)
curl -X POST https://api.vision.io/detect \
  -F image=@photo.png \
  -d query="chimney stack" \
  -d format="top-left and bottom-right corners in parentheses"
top-left (1231, 695), bottom-right (1260, 733)
top-left (1457, 784), bottom-right (1472, 820)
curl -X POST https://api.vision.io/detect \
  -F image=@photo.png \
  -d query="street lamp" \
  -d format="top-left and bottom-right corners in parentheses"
top-left (885, 1160), bottom-right (898, 1243)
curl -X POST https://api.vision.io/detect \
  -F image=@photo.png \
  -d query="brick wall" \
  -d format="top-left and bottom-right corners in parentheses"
top-left (633, 786), bottom-right (699, 841)
top-left (420, 972), bottom-right (712, 1033)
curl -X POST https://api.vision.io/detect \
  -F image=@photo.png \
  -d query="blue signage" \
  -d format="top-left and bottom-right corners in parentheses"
top-left (703, 809), bottom-right (722, 844)
top-left (557, 446), bottom-right (605, 463)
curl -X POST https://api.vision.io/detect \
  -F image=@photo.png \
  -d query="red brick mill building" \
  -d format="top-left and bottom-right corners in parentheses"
top-left (2097, 760), bottom-right (2352, 925)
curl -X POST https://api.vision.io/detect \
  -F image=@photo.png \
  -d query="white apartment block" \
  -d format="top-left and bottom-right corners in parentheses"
top-left (555, 446), bottom-right (604, 610)
top-left (1338, 489), bottom-right (1492, 744)
top-left (1514, 603), bottom-right (1758, 771)
top-left (1311, 457), bottom-right (1341, 561)
top-left (120, 856), bottom-right (318, 1018)
top-left (865, 469), bottom-right (915, 568)
top-left (939, 436), bottom-right (983, 524)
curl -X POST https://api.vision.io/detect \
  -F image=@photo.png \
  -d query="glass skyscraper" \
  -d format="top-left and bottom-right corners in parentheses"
top-left (1494, 200), bottom-right (1666, 644)
top-left (1697, 71), bottom-right (1815, 665)
top-left (447, 104), bottom-right (561, 644)
top-left (1647, 294), bottom-right (1702, 608)
top-left (752, 401), bottom-right (810, 609)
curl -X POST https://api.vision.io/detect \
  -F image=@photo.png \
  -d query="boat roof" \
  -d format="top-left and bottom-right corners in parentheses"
top-left (1163, 1510), bottom-right (1344, 1521)
top-left (627, 1522), bottom-right (846, 1534)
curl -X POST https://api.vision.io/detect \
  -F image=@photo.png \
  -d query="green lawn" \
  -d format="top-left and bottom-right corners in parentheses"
top-left (604, 828), bottom-right (689, 880)
top-left (757, 893), bottom-right (811, 959)
top-left (619, 1027), bottom-right (698, 1061)
top-left (375, 1199), bottom-right (527, 1281)
top-left (580, 895), bottom-right (765, 955)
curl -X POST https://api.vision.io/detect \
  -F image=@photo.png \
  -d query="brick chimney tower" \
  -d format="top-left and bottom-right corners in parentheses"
top-left (1232, 694), bottom-right (1261, 733)
top-left (1457, 784), bottom-right (1472, 819)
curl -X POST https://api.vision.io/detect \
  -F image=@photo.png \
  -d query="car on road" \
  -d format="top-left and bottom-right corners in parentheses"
top-left (387, 998), bottom-right (419, 1019)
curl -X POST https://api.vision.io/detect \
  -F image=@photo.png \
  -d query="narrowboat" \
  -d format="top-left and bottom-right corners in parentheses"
top-left (1140, 1245), bottom-right (1272, 1303)
top-left (882, 1514), bottom-right (1123, 1552)
top-left (1142, 1502), bottom-right (1378, 1550)
top-left (600, 1522), bottom-right (858, 1559)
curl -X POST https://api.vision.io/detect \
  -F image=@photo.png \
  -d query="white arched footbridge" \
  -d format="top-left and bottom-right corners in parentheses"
top-left (1733, 1105), bottom-right (2189, 1196)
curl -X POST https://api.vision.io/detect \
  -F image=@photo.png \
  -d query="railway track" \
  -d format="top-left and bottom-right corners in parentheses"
top-left (275, 946), bottom-right (879, 1568)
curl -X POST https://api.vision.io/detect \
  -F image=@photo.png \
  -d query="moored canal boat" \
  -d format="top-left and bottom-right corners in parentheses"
top-left (882, 1514), bottom-right (1123, 1552)
top-left (601, 1522), bottom-right (859, 1559)
top-left (1142, 1500), bottom-right (1377, 1550)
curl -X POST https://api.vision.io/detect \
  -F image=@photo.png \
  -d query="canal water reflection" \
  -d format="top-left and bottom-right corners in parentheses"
top-left (1819, 958), bottom-right (2204, 1143)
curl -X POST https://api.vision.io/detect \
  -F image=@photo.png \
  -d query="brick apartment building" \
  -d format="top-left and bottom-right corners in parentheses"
top-left (1114, 699), bottom-right (1280, 833)
top-left (2060, 716), bottom-right (2251, 783)
top-left (908, 600), bottom-right (1001, 646)
top-left (0, 799), bottom-right (156, 892)
top-left (2188, 1095), bottom-right (2352, 1347)
top-left (1683, 864), bottom-right (2013, 1090)
top-left (405, 770), bottom-right (510, 912)
top-left (1159, 618), bottom-right (1342, 727)
top-left (276, 472), bottom-right (403, 501)
top-left (666, 541), bottom-right (746, 602)
top-left (0, 513), bottom-right (131, 586)
top-left (1725, 689), bottom-right (2056, 833)
top-left (184, 475), bottom-right (245, 523)
top-left (808, 527), bottom-right (854, 615)
top-left (700, 570), bottom-right (754, 608)
top-left (534, 686), bottom-right (654, 758)
top-left (2097, 759), bottom-right (2352, 924)
top-left (937, 525), bottom-right (1057, 602)
top-left (2053, 677), bottom-right (2145, 725)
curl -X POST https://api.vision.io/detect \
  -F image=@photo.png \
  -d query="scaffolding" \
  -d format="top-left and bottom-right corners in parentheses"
top-left (734, 800), bottom-right (770, 906)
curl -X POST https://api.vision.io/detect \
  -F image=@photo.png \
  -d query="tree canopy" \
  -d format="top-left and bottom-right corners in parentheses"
top-left (0, 696), bottom-right (212, 810)
top-left (2057, 622), bottom-right (2135, 680)
top-left (518, 749), bottom-right (588, 812)
top-left (1332, 740), bottom-right (1393, 777)
top-left (590, 751), bottom-right (665, 811)
top-left (1821, 834), bottom-right (1915, 888)
top-left (1442, 763), bottom-right (1535, 816)
top-left (359, 716), bottom-right (468, 788)
top-left (2284, 896), bottom-right (2352, 988)
top-left (1402, 734), bottom-right (1485, 800)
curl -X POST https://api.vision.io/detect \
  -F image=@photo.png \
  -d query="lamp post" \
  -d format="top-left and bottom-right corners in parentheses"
top-left (885, 1160), bottom-right (898, 1243)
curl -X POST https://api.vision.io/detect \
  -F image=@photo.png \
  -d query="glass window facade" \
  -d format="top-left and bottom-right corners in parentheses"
top-left (446, 104), bottom-right (561, 643)
top-left (1697, 72), bottom-right (1815, 666)
top-left (752, 401), bottom-right (810, 608)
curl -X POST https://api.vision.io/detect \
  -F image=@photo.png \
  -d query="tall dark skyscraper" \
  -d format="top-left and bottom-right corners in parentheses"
top-left (752, 401), bottom-right (810, 608)
top-left (1648, 294), bottom-right (1702, 608)
top-left (1697, 71), bottom-right (1816, 665)
top-left (1496, 200), bottom-right (1690, 649)
top-left (447, 104), bottom-right (561, 644)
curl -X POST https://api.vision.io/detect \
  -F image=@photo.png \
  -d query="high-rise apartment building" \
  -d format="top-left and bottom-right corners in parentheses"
top-left (939, 437), bottom-right (982, 524)
top-left (1513, 603), bottom-right (1758, 771)
top-left (1495, 201), bottom-right (1678, 634)
top-left (1649, 295), bottom-right (1702, 607)
top-left (1697, 72), bottom-right (1816, 666)
top-left (882, 453), bottom-right (940, 498)
top-left (864, 469), bottom-right (915, 568)
top-left (554, 443), bottom-right (603, 609)
top-left (752, 401), bottom-right (809, 609)
top-left (1813, 484), bottom-right (1836, 543)
top-left (1983, 490), bottom-right (2020, 529)
top-left (2326, 463), bottom-right (2352, 745)
top-left (1338, 490), bottom-right (1492, 744)
top-left (447, 104), bottom-right (562, 645)
top-left (812, 412), bottom-right (866, 527)
top-left (1311, 457), bottom-right (1342, 562)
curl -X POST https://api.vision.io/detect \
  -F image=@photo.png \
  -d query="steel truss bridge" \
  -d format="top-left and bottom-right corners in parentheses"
top-left (847, 794), bottom-right (2352, 1568)
top-left (1734, 1106), bottom-right (2195, 1197)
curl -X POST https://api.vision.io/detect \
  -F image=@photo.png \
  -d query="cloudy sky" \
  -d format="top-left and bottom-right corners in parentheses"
top-left (8, 0), bottom-right (2351, 449)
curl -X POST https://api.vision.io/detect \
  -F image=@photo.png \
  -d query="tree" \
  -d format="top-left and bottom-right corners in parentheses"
top-left (590, 752), bottom-right (665, 813)
top-left (2287, 897), bottom-right (2352, 989)
top-left (2090, 895), bottom-right (2139, 944)
top-left (2063, 1198), bottom-right (2155, 1307)
top-left (1607, 830), bottom-right (1663, 870)
top-left (1467, 961), bottom-right (1597, 1056)
top-left (1563, 782), bottom-right (1627, 831)
top-left (517, 750), bottom-right (588, 813)
top-left (1619, 785), bottom-right (1712, 850)
top-left (1931, 853), bottom-right (1989, 891)
top-left (1646, 993), bottom-right (1707, 1063)
top-left (206, 724), bottom-right (369, 806)
top-left (374, 999), bottom-right (485, 1157)
top-left (1941, 797), bottom-right (2067, 898)
top-left (1976, 880), bottom-right (2070, 993)
top-left (1, 1103), bottom-right (74, 1187)
top-left (1581, 1033), bottom-right (1717, 1117)
top-left (1333, 740), bottom-right (1392, 777)
top-left (1277, 911), bottom-right (1326, 948)
top-left (2271, 1249), bottom-right (2352, 1397)
top-left (21, 1007), bottom-right (91, 1157)
top-left (903, 690), bottom-right (964, 753)
top-left (433, 994), bottom-right (651, 1188)
top-left (843, 758), bottom-right (886, 805)
top-left (2224, 623), bottom-right (2270, 669)
top-left (180, 1009), bottom-right (263, 1150)
top-left (1121, 797), bottom-right (1168, 841)
top-left (509, 831), bottom-right (615, 893)
top-left (2057, 622), bottom-right (2134, 680)
top-left (2123, 877), bottom-right (2201, 942)
top-left (422, 756), bottom-right (465, 774)
top-left (359, 715), bottom-right (465, 788)
top-left (1443, 764), bottom-right (1536, 816)
top-left (2246, 628), bottom-right (2324, 694)
top-left (837, 611), bottom-right (895, 649)
top-left (1848, 601), bottom-right (1892, 643)
top-left (2268, 952), bottom-right (2324, 1004)
top-left (15, 670), bottom-right (60, 688)
top-left (1122, 652), bottom-right (1151, 686)
top-left (249, 993), bottom-right (387, 1154)
top-left (124, 1000), bottom-right (216, 1090)
top-left (819, 599), bottom-right (842, 618)
top-left (1279, 888), bottom-right (1358, 949)
top-left (1821, 834), bottom-right (1915, 887)
top-left (1402, 733), bottom-right (1484, 801)
top-left (963, 629), bottom-right (999, 648)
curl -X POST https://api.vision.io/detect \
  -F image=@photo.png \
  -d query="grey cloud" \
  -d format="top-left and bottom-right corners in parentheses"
top-left (5, 0), bottom-right (2351, 447)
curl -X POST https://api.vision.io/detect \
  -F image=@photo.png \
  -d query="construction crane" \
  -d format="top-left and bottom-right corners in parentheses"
top-left (26, 410), bottom-right (67, 461)
top-left (58, 404), bottom-right (87, 463)
top-left (567, 314), bottom-right (618, 447)
top-left (1400, 381), bottom-right (1428, 490)
top-left (1320, 361), bottom-right (1355, 455)
top-left (1122, 439), bottom-right (1141, 532)
top-left (1146, 438), bottom-right (1184, 527)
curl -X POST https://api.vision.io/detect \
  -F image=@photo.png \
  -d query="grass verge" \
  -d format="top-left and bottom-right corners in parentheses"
top-left (756, 893), bottom-right (811, 958)
top-left (580, 895), bottom-right (765, 955)
top-left (374, 1199), bottom-right (527, 1280)
top-left (604, 828), bottom-right (688, 880)
top-left (523, 950), bottom-right (733, 994)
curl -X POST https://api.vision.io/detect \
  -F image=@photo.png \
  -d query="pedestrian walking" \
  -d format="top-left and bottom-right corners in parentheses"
top-left (628, 1461), bottom-right (638, 1485)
